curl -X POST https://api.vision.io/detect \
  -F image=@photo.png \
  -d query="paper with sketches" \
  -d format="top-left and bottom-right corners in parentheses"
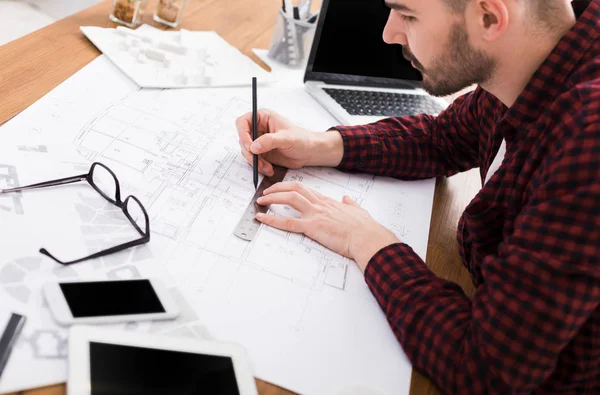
top-left (0, 147), bottom-right (184, 393)
top-left (80, 25), bottom-right (272, 88)
top-left (0, 55), bottom-right (434, 395)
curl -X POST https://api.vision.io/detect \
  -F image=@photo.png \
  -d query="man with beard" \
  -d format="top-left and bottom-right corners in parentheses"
top-left (236, 0), bottom-right (599, 393)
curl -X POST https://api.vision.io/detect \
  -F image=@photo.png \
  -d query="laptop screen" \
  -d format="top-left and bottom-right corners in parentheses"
top-left (305, 0), bottom-right (422, 86)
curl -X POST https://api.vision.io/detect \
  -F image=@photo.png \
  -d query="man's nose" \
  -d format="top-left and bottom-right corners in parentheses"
top-left (382, 12), bottom-right (408, 45)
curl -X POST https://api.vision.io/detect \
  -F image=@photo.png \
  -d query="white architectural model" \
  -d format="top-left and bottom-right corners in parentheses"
top-left (81, 25), bottom-right (272, 88)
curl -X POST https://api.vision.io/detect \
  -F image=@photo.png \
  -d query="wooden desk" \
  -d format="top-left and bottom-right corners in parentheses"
top-left (0, 1), bottom-right (480, 394)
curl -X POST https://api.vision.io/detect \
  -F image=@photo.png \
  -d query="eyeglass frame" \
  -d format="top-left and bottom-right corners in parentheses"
top-left (0, 162), bottom-right (150, 265)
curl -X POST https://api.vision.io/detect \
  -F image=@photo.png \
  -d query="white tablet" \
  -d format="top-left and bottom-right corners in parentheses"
top-left (68, 325), bottom-right (258, 395)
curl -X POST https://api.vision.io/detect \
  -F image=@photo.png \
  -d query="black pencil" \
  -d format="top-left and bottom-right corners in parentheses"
top-left (252, 77), bottom-right (258, 190)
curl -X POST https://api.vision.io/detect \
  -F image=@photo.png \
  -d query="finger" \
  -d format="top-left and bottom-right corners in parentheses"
top-left (263, 181), bottom-right (319, 204)
top-left (239, 133), bottom-right (252, 153)
top-left (256, 191), bottom-right (313, 214)
top-left (258, 108), bottom-right (289, 130)
top-left (255, 212), bottom-right (305, 233)
top-left (311, 188), bottom-right (327, 200)
top-left (235, 112), bottom-right (253, 149)
top-left (235, 109), bottom-right (277, 141)
top-left (256, 108), bottom-right (275, 126)
top-left (250, 132), bottom-right (292, 155)
top-left (240, 149), bottom-right (255, 168)
top-left (240, 149), bottom-right (274, 176)
top-left (342, 195), bottom-right (360, 207)
top-left (239, 136), bottom-right (275, 176)
top-left (242, 146), bottom-right (274, 176)
top-left (260, 160), bottom-right (274, 176)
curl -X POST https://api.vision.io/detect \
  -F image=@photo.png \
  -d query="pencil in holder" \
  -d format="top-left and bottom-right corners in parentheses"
top-left (267, 9), bottom-right (318, 68)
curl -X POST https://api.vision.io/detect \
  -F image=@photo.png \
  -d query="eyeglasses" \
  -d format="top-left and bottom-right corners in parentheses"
top-left (0, 162), bottom-right (150, 265)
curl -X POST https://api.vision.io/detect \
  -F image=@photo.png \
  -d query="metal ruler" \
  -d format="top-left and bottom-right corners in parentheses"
top-left (233, 165), bottom-right (288, 241)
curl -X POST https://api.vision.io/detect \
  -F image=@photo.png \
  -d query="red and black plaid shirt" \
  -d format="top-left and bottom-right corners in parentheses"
top-left (334, 1), bottom-right (600, 394)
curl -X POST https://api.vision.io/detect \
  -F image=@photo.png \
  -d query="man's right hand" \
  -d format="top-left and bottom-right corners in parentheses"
top-left (235, 109), bottom-right (344, 176)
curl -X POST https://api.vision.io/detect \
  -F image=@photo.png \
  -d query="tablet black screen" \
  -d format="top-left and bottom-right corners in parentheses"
top-left (90, 342), bottom-right (240, 395)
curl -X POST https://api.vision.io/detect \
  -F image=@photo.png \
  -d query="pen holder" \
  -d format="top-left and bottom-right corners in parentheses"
top-left (267, 9), bottom-right (317, 68)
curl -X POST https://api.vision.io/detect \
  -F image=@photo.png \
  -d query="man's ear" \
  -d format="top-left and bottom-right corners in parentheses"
top-left (474, 0), bottom-right (509, 41)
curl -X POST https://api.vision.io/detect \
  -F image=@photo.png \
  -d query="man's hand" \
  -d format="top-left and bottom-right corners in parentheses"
top-left (255, 182), bottom-right (401, 272)
top-left (235, 109), bottom-right (344, 176)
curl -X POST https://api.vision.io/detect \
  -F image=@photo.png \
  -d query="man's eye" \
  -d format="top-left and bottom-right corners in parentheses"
top-left (401, 14), bottom-right (416, 22)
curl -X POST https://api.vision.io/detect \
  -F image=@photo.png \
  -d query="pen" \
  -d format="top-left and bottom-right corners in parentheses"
top-left (0, 313), bottom-right (27, 380)
top-left (252, 77), bottom-right (258, 190)
top-left (283, 0), bottom-right (294, 18)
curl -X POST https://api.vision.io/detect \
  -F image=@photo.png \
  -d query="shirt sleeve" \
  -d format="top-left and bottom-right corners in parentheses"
top-left (334, 87), bottom-right (488, 179)
top-left (364, 121), bottom-right (600, 394)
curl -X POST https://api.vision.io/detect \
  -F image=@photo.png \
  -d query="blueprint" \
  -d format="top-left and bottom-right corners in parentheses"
top-left (0, 56), bottom-right (435, 395)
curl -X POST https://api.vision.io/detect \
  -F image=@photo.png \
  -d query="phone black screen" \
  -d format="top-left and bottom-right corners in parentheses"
top-left (60, 280), bottom-right (165, 318)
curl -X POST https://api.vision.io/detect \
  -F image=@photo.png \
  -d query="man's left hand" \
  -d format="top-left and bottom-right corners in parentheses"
top-left (255, 181), bottom-right (401, 272)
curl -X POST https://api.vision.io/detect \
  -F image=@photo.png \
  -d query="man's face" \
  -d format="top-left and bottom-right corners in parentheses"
top-left (383, 0), bottom-right (496, 97)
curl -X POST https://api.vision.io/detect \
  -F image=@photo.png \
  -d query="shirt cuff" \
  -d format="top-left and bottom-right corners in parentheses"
top-left (365, 243), bottom-right (433, 306)
top-left (327, 125), bottom-right (378, 172)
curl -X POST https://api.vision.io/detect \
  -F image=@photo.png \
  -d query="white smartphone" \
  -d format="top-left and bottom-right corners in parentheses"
top-left (43, 278), bottom-right (180, 326)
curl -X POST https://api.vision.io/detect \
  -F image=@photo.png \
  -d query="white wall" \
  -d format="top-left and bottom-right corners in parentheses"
top-left (0, 0), bottom-right (100, 46)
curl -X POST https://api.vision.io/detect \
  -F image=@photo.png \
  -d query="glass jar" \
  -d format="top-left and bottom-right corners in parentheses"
top-left (154, 0), bottom-right (187, 28)
top-left (109, 0), bottom-right (148, 28)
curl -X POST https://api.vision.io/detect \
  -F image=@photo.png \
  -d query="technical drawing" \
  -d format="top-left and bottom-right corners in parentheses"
top-left (0, 257), bottom-right (75, 362)
top-left (0, 257), bottom-right (74, 364)
top-left (162, 323), bottom-right (215, 341)
top-left (0, 257), bottom-right (78, 304)
top-left (0, 164), bottom-right (24, 215)
top-left (19, 330), bottom-right (69, 359)
top-left (107, 264), bottom-right (142, 280)
top-left (122, 286), bottom-right (214, 342)
top-left (69, 90), bottom-right (360, 297)
top-left (148, 287), bottom-right (213, 340)
top-left (74, 191), bottom-right (153, 270)
top-left (0, 61), bottom-right (433, 394)
top-left (17, 145), bottom-right (48, 153)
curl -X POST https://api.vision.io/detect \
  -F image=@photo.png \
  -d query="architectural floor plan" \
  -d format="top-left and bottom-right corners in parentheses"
top-left (0, 56), bottom-right (435, 395)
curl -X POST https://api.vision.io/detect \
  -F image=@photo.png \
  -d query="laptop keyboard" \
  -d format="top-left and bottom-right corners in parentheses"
top-left (323, 88), bottom-right (445, 117)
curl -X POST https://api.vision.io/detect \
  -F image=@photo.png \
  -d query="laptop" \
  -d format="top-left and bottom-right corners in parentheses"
top-left (304, 0), bottom-right (448, 125)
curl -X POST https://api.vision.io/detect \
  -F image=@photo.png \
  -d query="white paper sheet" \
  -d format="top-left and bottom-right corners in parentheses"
top-left (81, 25), bottom-right (273, 88)
top-left (0, 55), bottom-right (435, 395)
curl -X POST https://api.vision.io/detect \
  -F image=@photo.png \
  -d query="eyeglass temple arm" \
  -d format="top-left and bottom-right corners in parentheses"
top-left (0, 174), bottom-right (88, 194)
top-left (39, 235), bottom-right (150, 266)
